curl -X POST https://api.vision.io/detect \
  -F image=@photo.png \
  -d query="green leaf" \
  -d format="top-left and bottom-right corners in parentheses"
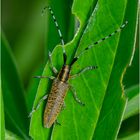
top-left (1, 88), bottom-right (5, 140)
top-left (118, 132), bottom-right (139, 140)
top-left (29, 0), bottom-right (138, 139)
top-left (5, 130), bottom-right (24, 140)
top-left (1, 34), bottom-right (29, 139)
top-left (26, 67), bottom-right (44, 112)
top-left (123, 85), bottom-right (139, 120)
top-left (125, 84), bottom-right (139, 100)
top-left (118, 85), bottom-right (139, 137)
top-left (123, 34), bottom-right (139, 88)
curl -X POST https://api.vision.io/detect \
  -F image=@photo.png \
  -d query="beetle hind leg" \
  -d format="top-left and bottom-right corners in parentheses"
top-left (54, 119), bottom-right (61, 126)
top-left (28, 95), bottom-right (48, 117)
top-left (69, 85), bottom-right (85, 106)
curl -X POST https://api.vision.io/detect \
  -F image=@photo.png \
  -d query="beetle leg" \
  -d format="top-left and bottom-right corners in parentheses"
top-left (48, 51), bottom-right (58, 74)
top-left (69, 85), bottom-right (85, 106)
top-left (28, 95), bottom-right (48, 117)
top-left (61, 102), bottom-right (66, 111)
top-left (54, 120), bottom-right (61, 126)
top-left (33, 75), bottom-right (55, 80)
top-left (69, 66), bottom-right (98, 79)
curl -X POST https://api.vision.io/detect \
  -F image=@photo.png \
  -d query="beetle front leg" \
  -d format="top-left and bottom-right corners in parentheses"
top-left (48, 51), bottom-right (58, 74)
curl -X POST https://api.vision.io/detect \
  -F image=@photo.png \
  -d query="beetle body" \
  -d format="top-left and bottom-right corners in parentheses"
top-left (44, 65), bottom-right (70, 128)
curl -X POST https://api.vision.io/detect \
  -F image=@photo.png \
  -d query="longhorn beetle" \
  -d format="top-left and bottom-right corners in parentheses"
top-left (29, 6), bottom-right (128, 128)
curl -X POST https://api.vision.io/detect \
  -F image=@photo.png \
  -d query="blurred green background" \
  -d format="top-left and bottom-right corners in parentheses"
top-left (1, 0), bottom-right (139, 139)
top-left (2, 0), bottom-right (74, 86)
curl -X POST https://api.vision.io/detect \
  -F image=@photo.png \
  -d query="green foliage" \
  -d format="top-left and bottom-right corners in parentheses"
top-left (5, 130), bottom-right (23, 140)
top-left (29, 0), bottom-right (138, 140)
top-left (118, 85), bottom-right (139, 139)
top-left (1, 35), bottom-right (30, 139)
top-left (123, 85), bottom-right (139, 120)
top-left (118, 132), bottom-right (139, 140)
top-left (1, 0), bottom-right (138, 140)
top-left (1, 90), bottom-right (5, 140)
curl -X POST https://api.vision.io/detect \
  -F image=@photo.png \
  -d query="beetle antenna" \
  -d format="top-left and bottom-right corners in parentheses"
top-left (42, 6), bottom-right (67, 64)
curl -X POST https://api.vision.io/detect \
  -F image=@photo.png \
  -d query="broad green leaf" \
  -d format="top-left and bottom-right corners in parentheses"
top-left (1, 88), bottom-right (5, 140)
top-left (29, 0), bottom-right (138, 139)
top-left (1, 34), bottom-right (29, 139)
top-left (118, 132), bottom-right (139, 140)
top-left (125, 84), bottom-right (139, 100)
top-left (123, 85), bottom-right (139, 120)
top-left (93, 0), bottom-right (138, 139)
top-left (123, 35), bottom-right (139, 88)
top-left (118, 114), bottom-right (139, 138)
top-left (5, 130), bottom-right (23, 140)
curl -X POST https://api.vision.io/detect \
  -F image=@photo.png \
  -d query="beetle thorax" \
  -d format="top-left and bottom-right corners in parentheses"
top-left (57, 65), bottom-right (71, 82)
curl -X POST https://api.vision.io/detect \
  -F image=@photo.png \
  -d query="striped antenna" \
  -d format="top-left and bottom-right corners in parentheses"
top-left (76, 21), bottom-right (128, 58)
top-left (42, 6), bottom-right (66, 55)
